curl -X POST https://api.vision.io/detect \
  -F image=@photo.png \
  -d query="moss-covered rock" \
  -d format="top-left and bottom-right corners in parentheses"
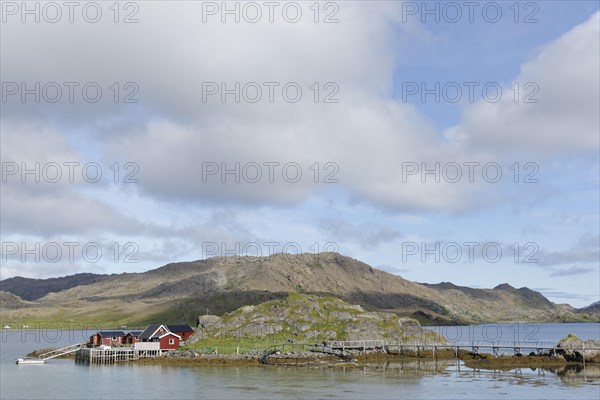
top-left (556, 334), bottom-right (600, 363)
top-left (189, 293), bottom-right (440, 344)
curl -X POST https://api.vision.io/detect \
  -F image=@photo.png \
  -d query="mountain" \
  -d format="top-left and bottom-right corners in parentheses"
top-left (578, 301), bottom-right (600, 315)
top-left (0, 273), bottom-right (111, 301)
top-left (0, 253), bottom-right (586, 326)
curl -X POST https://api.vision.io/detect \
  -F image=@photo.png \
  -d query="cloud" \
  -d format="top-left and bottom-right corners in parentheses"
top-left (2, 6), bottom-right (598, 214)
top-left (533, 288), bottom-right (598, 303)
top-left (0, 2), bottom-right (517, 212)
top-left (550, 266), bottom-right (595, 277)
top-left (318, 218), bottom-right (402, 250)
top-left (445, 11), bottom-right (600, 157)
top-left (537, 234), bottom-right (600, 267)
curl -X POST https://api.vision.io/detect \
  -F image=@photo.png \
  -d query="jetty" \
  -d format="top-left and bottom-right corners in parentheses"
top-left (16, 342), bottom-right (86, 365)
top-left (75, 344), bottom-right (164, 365)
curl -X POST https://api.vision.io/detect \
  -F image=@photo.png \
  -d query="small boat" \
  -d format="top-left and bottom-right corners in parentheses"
top-left (16, 358), bottom-right (46, 365)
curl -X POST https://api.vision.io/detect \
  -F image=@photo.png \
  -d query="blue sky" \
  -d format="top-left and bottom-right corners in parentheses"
top-left (1, 1), bottom-right (598, 307)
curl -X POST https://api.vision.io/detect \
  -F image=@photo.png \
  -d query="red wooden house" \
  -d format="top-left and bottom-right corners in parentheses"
top-left (166, 325), bottom-right (194, 342)
top-left (89, 331), bottom-right (126, 346)
top-left (138, 324), bottom-right (181, 350)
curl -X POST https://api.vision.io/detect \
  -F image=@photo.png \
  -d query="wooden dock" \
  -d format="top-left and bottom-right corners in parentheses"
top-left (75, 347), bottom-right (163, 365)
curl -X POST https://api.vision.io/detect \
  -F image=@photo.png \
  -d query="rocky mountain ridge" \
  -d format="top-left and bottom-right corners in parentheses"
top-left (0, 253), bottom-right (595, 325)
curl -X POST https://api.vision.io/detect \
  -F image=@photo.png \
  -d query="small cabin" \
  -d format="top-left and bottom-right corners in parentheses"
top-left (90, 331), bottom-right (127, 346)
top-left (166, 325), bottom-right (194, 342)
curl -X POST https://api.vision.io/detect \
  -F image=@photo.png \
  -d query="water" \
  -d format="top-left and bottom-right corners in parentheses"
top-left (1, 323), bottom-right (599, 400)
top-left (425, 322), bottom-right (600, 343)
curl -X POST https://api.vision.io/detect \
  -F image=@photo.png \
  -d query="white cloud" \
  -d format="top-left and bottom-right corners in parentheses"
top-left (3, 5), bottom-right (598, 213)
top-left (0, 3), bottom-right (598, 308)
top-left (446, 11), bottom-right (600, 156)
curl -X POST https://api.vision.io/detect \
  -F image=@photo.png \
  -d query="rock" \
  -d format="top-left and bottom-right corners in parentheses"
top-left (198, 314), bottom-right (221, 329)
top-left (347, 304), bottom-right (364, 312)
top-left (398, 318), bottom-right (421, 336)
top-left (292, 322), bottom-right (312, 331)
top-left (239, 305), bottom-right (255, 313)
top-left (324, 330), bottom-right (337, 339)
top-left (556, 334), bottom-right (600, 363)
top-left (331, 311), bottom-right (353, 321)
top-left (190, 293), bottom-right (439, 346)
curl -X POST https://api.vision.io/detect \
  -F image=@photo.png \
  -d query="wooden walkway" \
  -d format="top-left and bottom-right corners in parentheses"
top-left (326, 339), bottom-right (600, 357)
top-left (38, 343), bottom-right (86, 361)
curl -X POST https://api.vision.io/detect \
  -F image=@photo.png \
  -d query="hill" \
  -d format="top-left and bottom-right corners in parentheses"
top-left (0, 273), bottom-right (111, 301)
top-left (578, 301), bottom-right (600, 321)
top-left (189, 292), bottom-right (438, 345)
top-left (0, 291), bottom-right (33, 309)
top-left (0, 253), bottom-right (586, 326)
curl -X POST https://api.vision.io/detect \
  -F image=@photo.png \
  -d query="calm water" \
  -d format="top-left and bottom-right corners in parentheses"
top-left (1, 323), bottom-right (599, 400)
top-left (425, 322), bottom-right (600, 343)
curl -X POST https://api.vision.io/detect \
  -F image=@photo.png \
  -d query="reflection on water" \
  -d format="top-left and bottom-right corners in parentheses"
top-left (552, 364), bottom-right (600, 386)
top-left (332, 360), bottom-right (600, 387)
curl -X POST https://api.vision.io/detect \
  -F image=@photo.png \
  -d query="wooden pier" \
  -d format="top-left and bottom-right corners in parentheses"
top-left (75, 347), bottom-right (163, 365)
top-left (326, 339), bottom-right (600, 357)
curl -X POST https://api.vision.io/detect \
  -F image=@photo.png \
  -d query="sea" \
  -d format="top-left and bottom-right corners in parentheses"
top-left (1, 323), bottom-right (599, 400)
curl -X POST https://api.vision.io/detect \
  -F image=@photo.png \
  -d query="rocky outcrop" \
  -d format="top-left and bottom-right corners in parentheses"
top-left (189, 293), bottom-right (439, 344)
top-left (197, 314), bottom-right (222, 329)
top-left (555, 334), bottom-right (600, 363)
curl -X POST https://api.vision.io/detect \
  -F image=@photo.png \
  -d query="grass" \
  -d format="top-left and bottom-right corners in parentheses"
top-left (183, 336), bottom-right (285, 354)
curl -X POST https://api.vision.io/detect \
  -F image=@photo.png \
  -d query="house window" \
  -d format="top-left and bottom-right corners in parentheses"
top-left (112, 337), bottom-right (116, 340)
top-left (169, 339), bottom-right (174, 345)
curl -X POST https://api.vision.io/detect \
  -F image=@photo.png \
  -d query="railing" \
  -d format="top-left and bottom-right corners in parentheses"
top-left (38, 343), bottom-right (86, 361)
top-left (327, 340), bottom-right (447, 349)
top-left (327, 340), bottom-right (600, 351)
top-left (134, 342), bottom-right (160, 351)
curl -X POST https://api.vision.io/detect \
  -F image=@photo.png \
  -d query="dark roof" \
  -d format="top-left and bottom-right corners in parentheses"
top-left (125, 331), bottom-right (143, 336)
top-left (166, 324), bottom-right (194, 333)
top-left (97, 331), bottom-right (126, 337)
top-left (138, 324), bottom-right (162, 340)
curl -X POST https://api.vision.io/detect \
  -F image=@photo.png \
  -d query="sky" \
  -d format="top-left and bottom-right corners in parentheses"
top-left (1, 1), bottom-right (599, 307)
